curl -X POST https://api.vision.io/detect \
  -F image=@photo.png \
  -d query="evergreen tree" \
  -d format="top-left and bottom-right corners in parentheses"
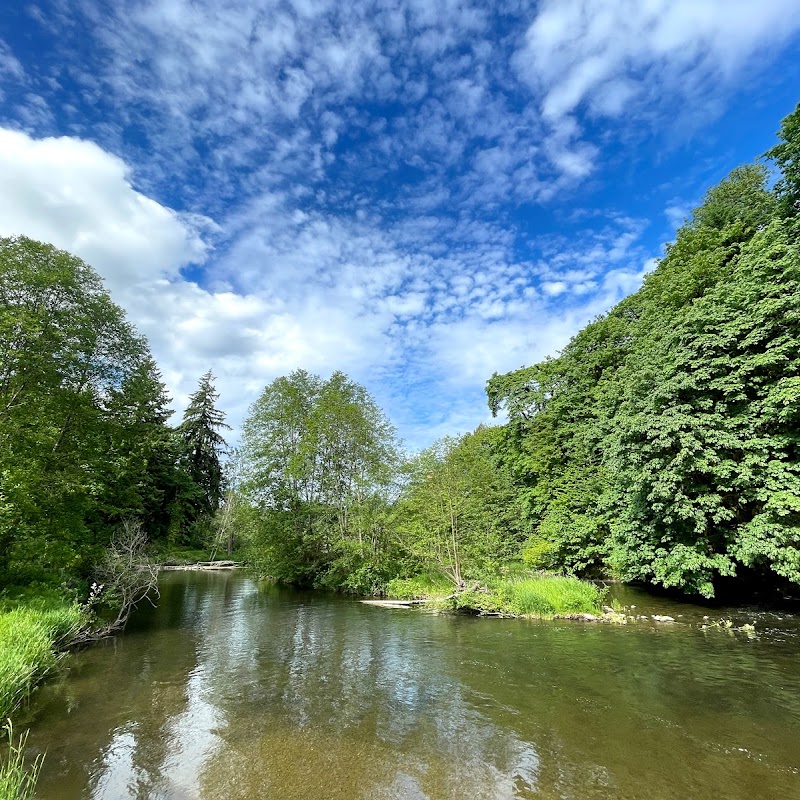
top-left (178, 371), bottom-right (230, 520)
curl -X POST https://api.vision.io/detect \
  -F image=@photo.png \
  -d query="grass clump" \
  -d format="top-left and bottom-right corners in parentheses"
top-left (0, 597), bottom-right (84, 720)
top-left (385, 574), bottom-right (453, 600)
top-left (386, 572), bottom-right (604, 619)
top-left (0, 724), bottom-right (42, 800)
top-left (452, 576), bottom-right (605, 618)
top-left (500, 576), bottom-right (604, 616)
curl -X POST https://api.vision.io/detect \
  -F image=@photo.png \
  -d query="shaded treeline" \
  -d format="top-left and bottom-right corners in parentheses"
top-left (487, 103), bottom-right (800, 597)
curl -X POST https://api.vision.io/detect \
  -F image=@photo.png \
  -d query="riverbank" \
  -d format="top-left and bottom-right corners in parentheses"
top-left (0, 592), bottom-right (85, 721)
top-left (0, 592), bottom-right (85, 800)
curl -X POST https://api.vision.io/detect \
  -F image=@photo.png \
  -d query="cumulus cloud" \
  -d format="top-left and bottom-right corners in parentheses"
top-left (0, 129), bottom-right (211, 292)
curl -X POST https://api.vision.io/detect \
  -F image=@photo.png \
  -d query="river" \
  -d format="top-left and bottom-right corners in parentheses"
top-left (19, 571), bottom-right (800, 799)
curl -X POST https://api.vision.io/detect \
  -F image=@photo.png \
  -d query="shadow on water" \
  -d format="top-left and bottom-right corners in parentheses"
top-left (20, 571), bottom-right (800, 800)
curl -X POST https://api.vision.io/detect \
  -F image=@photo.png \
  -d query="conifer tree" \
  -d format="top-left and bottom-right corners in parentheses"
top-left (178, 371), bottom-right (230, 519)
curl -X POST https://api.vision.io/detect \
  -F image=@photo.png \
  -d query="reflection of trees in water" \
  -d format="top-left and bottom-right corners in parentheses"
top-left (25, 574), bottom-right (800, 800)
top-left (26, 573), bottom-right (230, 799)
top-left (196, 591), bottom-right (544, 799)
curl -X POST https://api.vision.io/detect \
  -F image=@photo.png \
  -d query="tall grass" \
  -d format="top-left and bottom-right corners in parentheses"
top-left (0, 598), bottom-right (84, 720)
top-left (449, 575), bottom-right (605, 618)
top-left (0, 725), bottom-right (42, 800)
top-left (386, 572), bottom-right (604, 618)
top-left (0, 595), bottom-right (83, 800)
top-left (385, 574), bottom-right (454, 600)
top-left (497, 576), bottom-right (604, 617)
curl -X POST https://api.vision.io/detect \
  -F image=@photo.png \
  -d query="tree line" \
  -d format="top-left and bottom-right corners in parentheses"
top-left (2, 101), bottom-right (799, 600)
top-left (488, 103), bottom-right (800, 598)
top-left (0, 238), bottom-right (229, 592)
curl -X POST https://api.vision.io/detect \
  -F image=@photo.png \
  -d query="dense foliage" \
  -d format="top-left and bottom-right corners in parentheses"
top-left (395, 427), bottom-right (525, 586)
top-left (488, 104), bottom-right (800, 597)
top-left (0, 237), bottom-right (222, 590)
top-left (240, 369), bottom-right (401, 592)
top-left (3, 102), bottom-right (800, 604)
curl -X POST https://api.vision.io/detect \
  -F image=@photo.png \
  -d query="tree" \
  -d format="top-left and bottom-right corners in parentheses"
top-left (102, 356), bottom-right (181, 540)
top-left (765, 102), bottom-right (800, 220)
top-left (608, 219), bottom-right (800, 596)
top-left (240, 369), bottom-right (399, 588)
top-left (397, 427), bottom-right (525, 587)
top-left (0, 236), bottom-right (168, 583)
top-left (177, 371), bottom-right (230, 522)
top-left (488, 158), bottom-right (798, 596)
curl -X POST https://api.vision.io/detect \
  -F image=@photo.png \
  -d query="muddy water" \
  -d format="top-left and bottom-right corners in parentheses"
top-left (21, 571), bottom-right (800, 799)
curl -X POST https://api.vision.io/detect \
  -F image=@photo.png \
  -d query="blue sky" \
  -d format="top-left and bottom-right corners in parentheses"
top-left (1, 0), bottom-right (799, 449)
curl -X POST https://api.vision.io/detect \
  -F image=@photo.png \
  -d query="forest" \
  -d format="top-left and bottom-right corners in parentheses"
top-left (1, 102), bottom-right (799, 621)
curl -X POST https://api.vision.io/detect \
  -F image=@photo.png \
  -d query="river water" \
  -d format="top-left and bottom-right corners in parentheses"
top-left (20, 571), bottom-right (800, 799)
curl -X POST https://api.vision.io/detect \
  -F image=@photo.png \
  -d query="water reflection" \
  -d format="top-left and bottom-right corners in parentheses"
top-left (21, 572), bottom-right (800, 800)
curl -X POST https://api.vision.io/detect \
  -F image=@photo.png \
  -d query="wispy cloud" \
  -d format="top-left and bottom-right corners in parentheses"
top-left (515, 0), bottom-right (800, 126)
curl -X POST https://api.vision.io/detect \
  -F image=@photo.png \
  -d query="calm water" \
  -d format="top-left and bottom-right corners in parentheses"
top-left (20, 571), bottom-right (800, 799)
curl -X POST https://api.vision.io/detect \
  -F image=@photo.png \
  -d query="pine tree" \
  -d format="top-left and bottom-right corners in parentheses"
top-left (178, 371), bottom-right (230, 519)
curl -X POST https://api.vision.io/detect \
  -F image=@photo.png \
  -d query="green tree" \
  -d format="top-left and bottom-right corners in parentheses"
top-left (765, 102), bottom-right (800, 220)
top-left (397, 427), bottom-right (525, 587)
top-left (488, 159), bottom-right (795, 596)
top-left (102, 357), bottom-right (182, 540)
top-left (240, 369), bottom-right (399, 589)
top-left (177, 371), bottom-right (230, 521)
top-left (0, 236), bottom-right (174, 583)
top-left (608, 219), bottom-right (800, 595)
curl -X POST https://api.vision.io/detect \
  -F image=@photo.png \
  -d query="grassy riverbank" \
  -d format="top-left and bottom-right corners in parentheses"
top-left (0, 591), bottom-right (84, 800)
top-left (0, 592), bottom-right (85, 720)
top-left (386, 574), bottom-right (605, 618)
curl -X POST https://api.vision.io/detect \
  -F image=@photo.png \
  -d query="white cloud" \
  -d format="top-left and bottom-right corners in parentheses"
top-left (0, 126), bottom-right (656, 449)
top-left (0, 128), bottom-right (211, 292)
top-left (516, 0), bottom-right (800, 125)
top-left (0, 39), bottom-right (24, 82)
top-left (5, 3), bottom-right (797, 449)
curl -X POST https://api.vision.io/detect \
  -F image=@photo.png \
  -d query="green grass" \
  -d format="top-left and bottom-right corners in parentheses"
top-left (0, 593), bottom-right (83, 800)
top-left (0, 725), bottom-right (42, 800)
top-left (490, 576), bottom-right (605, 617)
top-left (0, 597), bottom-right (85, 720)
top-left (385, 574), bottom-right (454, 600)
top-left (385, 572), bottom-right (604, 619)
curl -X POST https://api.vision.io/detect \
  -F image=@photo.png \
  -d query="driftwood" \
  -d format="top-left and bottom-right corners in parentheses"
top-left (160, 561), bottom-right (241, 571)
top-left (360, 599), bottom-right (427, 608)
top-left (72, 520), bottom-right (160, 644)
